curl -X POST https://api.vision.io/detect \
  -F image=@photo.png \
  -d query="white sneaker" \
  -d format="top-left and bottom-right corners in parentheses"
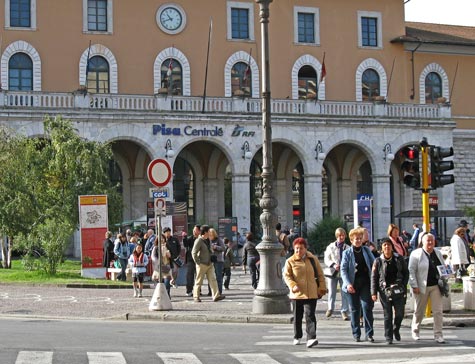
top-left (412, 332), bottom-right (420, 341)
top-left (307, 338), bottom-right (318, 348)
top-left (133, 291), bottom-right (138, 298)
top-left (435, 336), bottom-right (445, 343)
top-left (293, 339), bottom-right (301, 345)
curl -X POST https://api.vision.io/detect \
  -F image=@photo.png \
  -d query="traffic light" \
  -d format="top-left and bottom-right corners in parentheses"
top-left (430, 146), bottom-right (454, 188)
top-left (400, 146), bottom-right (421, 189)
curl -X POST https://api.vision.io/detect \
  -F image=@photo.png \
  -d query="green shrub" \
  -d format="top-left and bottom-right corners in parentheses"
top-left (307, 216), bottom-right (349, 255)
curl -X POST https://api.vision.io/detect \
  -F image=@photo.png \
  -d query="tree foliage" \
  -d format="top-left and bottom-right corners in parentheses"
top-left (0, 116), bottom-right (122, 272)
top-left (307, 215), bottom-right (349, 255)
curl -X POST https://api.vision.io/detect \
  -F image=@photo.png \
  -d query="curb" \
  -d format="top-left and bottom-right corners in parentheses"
top-left (124, 312), bottom-right (292, 324)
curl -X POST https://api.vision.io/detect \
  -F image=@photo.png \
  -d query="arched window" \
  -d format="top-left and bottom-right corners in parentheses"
top-left (231, 61), bottom-right (251, 97)
top-left (87, 55), bottom-right (110, 93)
top-left (298, 65), bottom-right (317, 100)
top-left (8, 52), bottom-right (33, 91)
top-left (362, 68), bottom-right (380, 101)
top-left (425, 72), bottom-right (442, 104)
top-left (160, 58), bottom-right (183, 95)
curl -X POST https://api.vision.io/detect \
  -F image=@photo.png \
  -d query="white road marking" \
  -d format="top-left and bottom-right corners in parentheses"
top-left (230, 353), bottom-right (281, 364)
top-left (87, 352), bottom-right (126, 364)
top-left (156, 352), bottom-right (202, 364)
top-left (15, 351), bottom-right (53, 364)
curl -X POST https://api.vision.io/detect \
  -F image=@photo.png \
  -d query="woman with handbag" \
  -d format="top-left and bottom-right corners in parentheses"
top-left (209, 228), bottom-right (225, 294)
top-left (128, 243), bottom-right (149, 298)
top-left (151, 234), bottom-right (172, 298)
top-left (450, 227), bottom-right (470, 283)
top-left (323, 227), bottom-right (350, 320)
top-left (371, 238), bottom-right (409, 344)
top-left (284, 237), bottom-right (327, 348)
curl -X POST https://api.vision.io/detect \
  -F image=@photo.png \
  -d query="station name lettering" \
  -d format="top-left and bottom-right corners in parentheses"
top-left (152, 124), bottom-right (223, 137)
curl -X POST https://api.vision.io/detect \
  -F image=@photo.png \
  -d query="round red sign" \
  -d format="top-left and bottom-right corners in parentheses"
top-left (147, 159), bottom-right (172, 187)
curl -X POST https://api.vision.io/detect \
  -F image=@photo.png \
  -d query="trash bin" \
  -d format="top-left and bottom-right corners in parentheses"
top-left (462, 276), bottom-right (475, 310)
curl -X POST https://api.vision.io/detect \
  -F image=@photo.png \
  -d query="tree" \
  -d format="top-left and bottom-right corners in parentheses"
top-left (307, 215), bottom-right (348, 255)
top-left (0, 116), bottom-right (122, 273)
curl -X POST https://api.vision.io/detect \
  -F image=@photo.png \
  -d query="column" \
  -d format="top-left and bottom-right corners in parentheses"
top-left (232, 173), bottom-right (251, 233)
top-left (203, 178), bottom-right (219, 225)
top-left (337, 178), bottom-right (353, 216)
top-left (304, 174), bottom-right (323, 226)
top-left (372, 173), bottom-right (392, 241)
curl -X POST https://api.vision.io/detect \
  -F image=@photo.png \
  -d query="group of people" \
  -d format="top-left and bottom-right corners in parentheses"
top-left (284, 223), bottom-right (457, 348)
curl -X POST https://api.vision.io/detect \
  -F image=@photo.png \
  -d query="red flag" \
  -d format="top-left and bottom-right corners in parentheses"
top-left (167, 58), bottom-right (173, 77)
top-left (320, 60), bottom-right (326, 83)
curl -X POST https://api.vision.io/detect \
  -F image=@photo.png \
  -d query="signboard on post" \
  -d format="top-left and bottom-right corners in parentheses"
top-left (79, 195), bottom-right (108, 279)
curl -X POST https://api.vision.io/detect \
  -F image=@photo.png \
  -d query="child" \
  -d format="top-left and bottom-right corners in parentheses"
top-left (129, 244), bottom-right (148, 297)
top-left (223, 238), bottom-right (236, 290)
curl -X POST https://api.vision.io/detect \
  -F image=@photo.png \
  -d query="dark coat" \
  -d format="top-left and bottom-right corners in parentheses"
top-left (102, 238), bottom-right (114, 268)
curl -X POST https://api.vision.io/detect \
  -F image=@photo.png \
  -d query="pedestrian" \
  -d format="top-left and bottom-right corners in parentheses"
top-left (209, 228), bottom-right (225, 294)
top-left (341, 227), bottom-right (376, 342)
top-left (276, 222), bottom-right (290, 264)
top-left (323, 227), bottom-right (350, 320)
top-left (388, 224), bottom-right (409, 260)
top-left (409, 232), bottom-right (447, 343)
top-left (151, 234), bottom-right (172, 298)
top-left (144, 229), bottom-right (156, 255)
top-left (362, 228), bottom-right (379, 258)
top-left (113, 233), bottom-right (129, 281)
top-left (371, 238), bottom-right (409, 344)
top-left (128, 243), bottom-right (148, 297)
top-left (183, 225), bottom-right (200, 297)
top-left (102, 231), bottom-right (114, 280)
top-left (191, 225), bottom-right (225, 302)
top-left (242, 232), bottom-right (260, 289)
top-left (163, 227), bottom-right (181, 288)
top-left (284, 237), bottom-right (327, 348)
top-left (450, 227), bottom-right (470, 282)
top-left (223, 237), bottom-right (236, 290)
top-left (409, 223), bottom-right (420, 251)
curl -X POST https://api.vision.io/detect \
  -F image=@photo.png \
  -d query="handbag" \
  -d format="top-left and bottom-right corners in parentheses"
top-left (438, 277), bottom-right (450, 297)
top-left (323, 266), bottom-right (337, 278)
top-left (210, 255), bottom-right (218, 263)
top-left (173, 256), bottom-right (184, 267)
top-left (385, 284), bottom-right (405, 301)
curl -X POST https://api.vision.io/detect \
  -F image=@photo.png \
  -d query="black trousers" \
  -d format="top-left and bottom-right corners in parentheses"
top-left (379, 292), bottom-right (405, 341)
top-left (292, 299), bottom-right (317, 340)
top-left (186, 261), bottom-right (196, 294)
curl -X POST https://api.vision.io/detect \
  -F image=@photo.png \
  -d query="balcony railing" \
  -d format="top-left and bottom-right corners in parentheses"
top-left (0, 90), bottom-right (451, 119)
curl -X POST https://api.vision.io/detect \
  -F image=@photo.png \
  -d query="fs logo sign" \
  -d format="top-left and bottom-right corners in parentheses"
top-left (231, 125), bottom-right (255, 137)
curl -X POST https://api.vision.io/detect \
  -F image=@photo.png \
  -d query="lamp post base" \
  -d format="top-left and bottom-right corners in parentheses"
top-left (252, 293), bottom-right (290, 314)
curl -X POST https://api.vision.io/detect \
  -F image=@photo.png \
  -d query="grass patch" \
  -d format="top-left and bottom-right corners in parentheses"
top-left (0, 259), bottom-right (128, 285)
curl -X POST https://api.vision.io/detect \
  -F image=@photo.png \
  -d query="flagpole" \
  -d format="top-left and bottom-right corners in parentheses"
top-left (166, 45), bottom-right (174, 95)
top-left (450, 61), bottom-right (459, 103)
top-left (201, 18), bottom-right (212, 113)
top-left (315, 52), bottom-right (325, 104)
top-left (386, 57), bottom-right (396, 102)
top-left (0, 36), bottom-right (3, 90)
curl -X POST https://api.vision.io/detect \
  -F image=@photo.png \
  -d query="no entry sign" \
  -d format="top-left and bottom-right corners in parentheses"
top-left (147, 159), bottom-right (172, 187)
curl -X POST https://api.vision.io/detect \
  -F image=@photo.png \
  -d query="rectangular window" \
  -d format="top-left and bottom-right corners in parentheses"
top-left (231, 8), bottom-right (249, 39)
top-left (361, 17), bottom-right (378, 47)
top-left (88, 0), bottom-right (107, 31)
top-left (10, 0), bottom-right (31, 27)
top-left (298, 13), bottom-right (315, 43)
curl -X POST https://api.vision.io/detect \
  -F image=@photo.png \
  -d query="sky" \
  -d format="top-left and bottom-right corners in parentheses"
top-left (404, 0), bottom-right (475, 26)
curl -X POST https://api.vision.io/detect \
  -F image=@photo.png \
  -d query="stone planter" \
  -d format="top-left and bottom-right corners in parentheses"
top-left (463, 276), bottom-right (475, 310)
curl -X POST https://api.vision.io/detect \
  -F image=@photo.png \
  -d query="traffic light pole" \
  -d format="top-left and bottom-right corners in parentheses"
top-left (421, 144), bottom-right (430, 232)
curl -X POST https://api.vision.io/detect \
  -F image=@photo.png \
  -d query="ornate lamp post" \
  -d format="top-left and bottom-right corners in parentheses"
top-left (252, 0), bottom-right (290, 314)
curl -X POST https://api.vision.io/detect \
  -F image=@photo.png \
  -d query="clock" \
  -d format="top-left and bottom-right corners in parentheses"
top-left (156, 4), bottom-right (186, 35)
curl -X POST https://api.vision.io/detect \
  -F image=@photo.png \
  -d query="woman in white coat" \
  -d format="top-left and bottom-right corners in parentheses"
top-left (450, 227), bottom-right (470, 281)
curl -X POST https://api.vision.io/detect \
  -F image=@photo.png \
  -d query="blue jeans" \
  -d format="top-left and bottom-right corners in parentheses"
top-left (162, 277), bottom-right (171, 298)
top-left (214, 261), bottom-right (224, 294)
top-left (348, 280), bottom-right (374, 339)
top-left (327, 276), bottom-right (349, 312)
top-left (117, 258), bottom-right (128, 281)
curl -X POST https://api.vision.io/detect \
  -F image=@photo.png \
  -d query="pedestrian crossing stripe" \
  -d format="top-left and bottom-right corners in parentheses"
top-left (87, 352), bottom-right (126, 364)
top-left (294, 345), bottom-right (473, 358)
top-left (322, 353), bottom-right (475, 364)
top-left (230, 353), bottom-right (281, 364)
top-left (15, 351), bottom-right (52, 364)
top-left (156, 352), bottom-right (202, 364)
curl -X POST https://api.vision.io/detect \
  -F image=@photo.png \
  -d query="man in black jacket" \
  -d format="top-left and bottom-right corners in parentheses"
top-left (163, 227), bottom-right (181, 288)
top-left (182, 225), bottom-right (200, 296)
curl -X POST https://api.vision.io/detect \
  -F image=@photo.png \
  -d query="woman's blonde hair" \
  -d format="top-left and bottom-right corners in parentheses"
top-left (349, 227), bottom-right (364, 240)
top-left (208, 228), bottom-right (218, 240)
top-left (387, 223), bottom-right (399, 237)
top-left (335, 227), bottom-right (346, 238)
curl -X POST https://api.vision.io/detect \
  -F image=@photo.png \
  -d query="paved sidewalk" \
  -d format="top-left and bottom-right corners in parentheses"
top-left (0, 265), bottom-right (473, 327)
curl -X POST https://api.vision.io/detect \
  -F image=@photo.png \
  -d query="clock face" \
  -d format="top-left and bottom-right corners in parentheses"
top-left (156, 4), bottom-right (186, 34)
top-left (160, 7), bottom-right (182, 30)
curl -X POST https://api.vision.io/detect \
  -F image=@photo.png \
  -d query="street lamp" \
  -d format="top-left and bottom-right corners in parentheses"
top-left (315, 140), bottom-right (326, 160)
top-left (383, 143), bottom-right (394, 162)
top-left (252, 0), bottom-right (290, 315)
top-left (165, 139), bottom-right (175, 158)
top-left (242, 141), bottom-right (252, 159)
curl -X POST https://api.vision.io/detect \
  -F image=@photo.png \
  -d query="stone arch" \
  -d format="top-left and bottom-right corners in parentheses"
top-left (79, 44), bottom-right (118, 93)
top-left (355, 58), bottom-right (387, 101)
top-left (1, 40), bottom-right (42, 91)
top-left (419, 62), bottom-right (450, 104)
top-left (224, 51), bottom-right (259, 97)
top-left (153, 47), bottom-right (191, 95)
top-left (291, 54), bottom-right (325, 100)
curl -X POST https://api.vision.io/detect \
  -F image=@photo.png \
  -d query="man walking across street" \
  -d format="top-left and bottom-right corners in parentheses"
top-left (183, 225), bottom-right (200, 296)
top-left (191, 225), bottom-right (225, 302)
